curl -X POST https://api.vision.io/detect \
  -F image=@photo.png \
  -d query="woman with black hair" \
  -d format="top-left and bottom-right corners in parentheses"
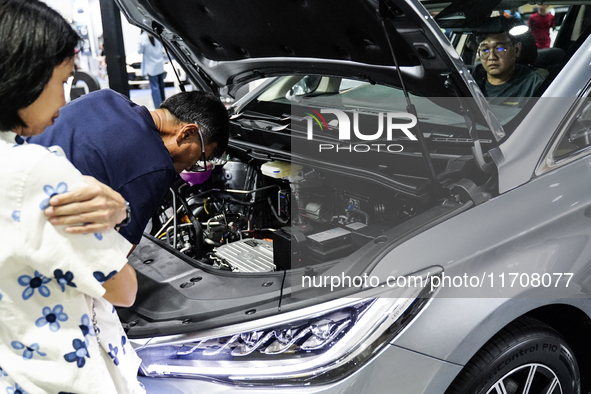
top-left (138, 30), bottom-right (166, 108)
top-left (0, 0), bottom-right (144, 392)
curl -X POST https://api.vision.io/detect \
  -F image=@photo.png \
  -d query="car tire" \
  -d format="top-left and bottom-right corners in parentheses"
top-left (70, 70), bottom-right (100, 100)
top-left (445, 316), bottom-right (580, 394)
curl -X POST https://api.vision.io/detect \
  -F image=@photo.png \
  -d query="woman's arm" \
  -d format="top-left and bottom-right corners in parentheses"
top-left (44, 175), bottom-right (128, 233)
top-left (102, 263), bottom-right (138, 307)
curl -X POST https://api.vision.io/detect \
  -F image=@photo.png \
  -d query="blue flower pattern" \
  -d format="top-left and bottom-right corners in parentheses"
top-left (54, 269), bottom-right (77, 292)
top-left (39, 182), bottom-right (68, 210)
top-left (79, 314), bottom-right (95, 347)
top-left (6, 383), bottom-right (28, 394)
top-left (63, 339), bottom-right (90, 368)
top-left (35, 305), bottom-right (68, 332)
top-left (11, 341), bottom-right (46, 360)
top-left (121, 336), bottom-right (127, 355)
top-left (93, 270), bottom-right (117, 284)
top-left (2, 141), bottom-right (135, 391)
top-left (108, 343), bottom-right (119, 366)
top-left (18, 271), bottom-right (51, 300)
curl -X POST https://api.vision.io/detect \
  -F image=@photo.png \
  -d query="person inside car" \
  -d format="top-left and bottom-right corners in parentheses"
top-left (476, 23), bottom-right (545, 106)
top-left (29, 89), bottom-right (229, 248)
top-left (0, 0), bottom-right (144, 392)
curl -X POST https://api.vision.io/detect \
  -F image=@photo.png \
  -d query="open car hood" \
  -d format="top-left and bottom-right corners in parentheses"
top-left (116, 0), bottom-right (504, 141)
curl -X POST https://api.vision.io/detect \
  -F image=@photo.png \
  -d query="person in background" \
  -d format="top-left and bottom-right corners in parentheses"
top-left (138, 30), bottom-right (166, 108)
top-left (0, 0), bottom-right (144, 392)
top-left (505, 8), bottom-right (522, 21)
top-left (528, 4), bottom-right (555, 49)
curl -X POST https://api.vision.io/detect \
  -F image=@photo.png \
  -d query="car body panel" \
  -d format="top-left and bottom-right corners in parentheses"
top-left (375, 149), bottom-right (591, 362)
top-left (371, 147), bottom-right (591, 296)
top-left (492, 34), bottom-right (591, 193)
top-left (393, 297), bottom-right (591, 365)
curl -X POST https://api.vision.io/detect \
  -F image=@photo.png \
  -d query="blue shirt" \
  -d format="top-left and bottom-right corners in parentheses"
top-left (30, 90), bottom-right (177, 244)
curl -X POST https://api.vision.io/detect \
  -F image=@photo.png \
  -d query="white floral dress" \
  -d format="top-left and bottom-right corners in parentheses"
top-left (0, 131), bottom-right (145, 394)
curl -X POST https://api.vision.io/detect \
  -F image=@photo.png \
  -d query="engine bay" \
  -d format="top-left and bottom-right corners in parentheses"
top-left (149, 146), bottom-right (444, 273)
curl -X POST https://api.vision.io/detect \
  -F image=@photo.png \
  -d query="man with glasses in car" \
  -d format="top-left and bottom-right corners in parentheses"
top-left (476, 29), bottom-right (544, 106)
top-left (30, 89), bottom-right (229, 248)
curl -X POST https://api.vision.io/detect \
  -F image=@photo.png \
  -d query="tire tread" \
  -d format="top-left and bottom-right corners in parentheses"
top-left (445, 316), bottom-right (575, 394)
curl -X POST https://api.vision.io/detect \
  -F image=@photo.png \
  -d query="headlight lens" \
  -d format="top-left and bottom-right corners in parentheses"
top-left (134, 270), bottom-right (437, 385)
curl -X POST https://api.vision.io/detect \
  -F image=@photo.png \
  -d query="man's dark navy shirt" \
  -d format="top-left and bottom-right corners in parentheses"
top-left (476, 64), bottom-right (544, 107)
top-left (30, 89), bottom-right (177, 244)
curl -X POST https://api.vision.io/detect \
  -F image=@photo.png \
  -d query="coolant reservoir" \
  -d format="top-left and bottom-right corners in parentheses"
top-left (261, 161), bottom-right (302, 179)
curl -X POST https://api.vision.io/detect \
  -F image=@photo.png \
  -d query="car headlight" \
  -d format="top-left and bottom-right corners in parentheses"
top-left (133, 270), bottom-right (438, 386)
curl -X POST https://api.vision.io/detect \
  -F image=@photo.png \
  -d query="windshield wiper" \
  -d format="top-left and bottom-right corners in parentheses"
top-left (230, 112), bottom-right (291, 122)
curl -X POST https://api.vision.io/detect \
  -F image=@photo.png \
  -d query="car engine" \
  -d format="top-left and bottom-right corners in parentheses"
top-left (151, 152), bottom-right (425, 273)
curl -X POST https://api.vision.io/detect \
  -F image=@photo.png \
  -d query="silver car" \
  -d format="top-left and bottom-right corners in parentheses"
top-left (114, 0), bottom-right (591, 392)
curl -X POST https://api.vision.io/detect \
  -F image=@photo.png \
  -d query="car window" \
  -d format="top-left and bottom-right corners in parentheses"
top-left (249, 75), bottom-right (494, 145)
top-left (432, 3), bottom-right (591, 141)
top-left (239, 3), bottom-right (591, 149)
top-left (555, 96), bottom-right (591, 159)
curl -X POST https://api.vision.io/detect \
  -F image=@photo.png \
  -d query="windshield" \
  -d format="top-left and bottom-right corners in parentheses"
top-left (435, 2), bottom-right (591, 132)
top-left (250, 75), bottom-right (495, 146)
top-left (236, 2), bottom-right (591, 149)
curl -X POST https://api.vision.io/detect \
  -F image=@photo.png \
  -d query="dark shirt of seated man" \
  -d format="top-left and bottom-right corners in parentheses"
top-left (477, 64), bottom-right (544, 106)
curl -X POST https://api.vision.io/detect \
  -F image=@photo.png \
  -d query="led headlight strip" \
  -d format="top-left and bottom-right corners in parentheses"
top-left (134, 270), bottom-right (438, 386)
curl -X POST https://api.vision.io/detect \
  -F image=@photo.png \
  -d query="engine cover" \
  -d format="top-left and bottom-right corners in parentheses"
top-left (213, 239), bottom-right (275, 272)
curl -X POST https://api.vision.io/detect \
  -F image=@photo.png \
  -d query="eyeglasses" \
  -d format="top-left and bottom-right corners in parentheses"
top-left (188, 128), bottom-right (209, 172)
top-left (477, 42), bottom-right (514, 58)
